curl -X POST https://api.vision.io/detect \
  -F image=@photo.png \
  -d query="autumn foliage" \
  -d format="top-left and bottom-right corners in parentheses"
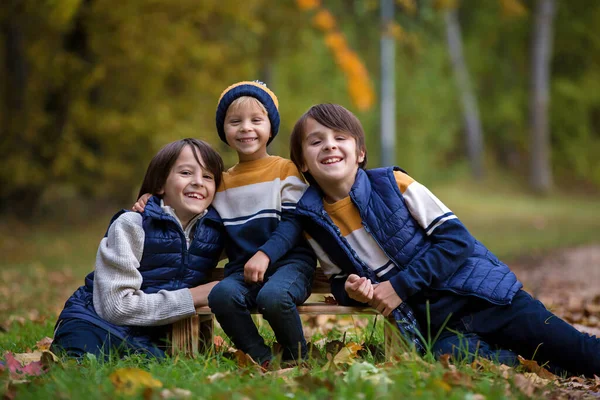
top-left (296, 0), bottom-right (375, 112)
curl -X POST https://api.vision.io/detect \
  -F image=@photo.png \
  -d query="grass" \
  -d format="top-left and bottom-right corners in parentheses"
top-left (1, 179), bottom-right (599, 399)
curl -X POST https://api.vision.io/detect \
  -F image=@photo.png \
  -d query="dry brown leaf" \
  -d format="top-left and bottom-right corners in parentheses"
top-left (35, 337), bottom-right (53, 351)
top-left (439, 353), bottom-right (452, 369)
top-left (513, 373), bottom-right (537, 398)
top-left (323, 296), bottom-right (338, 305)
top-left (442, 370), bottom-right (473, 389)
top-left (518, 355), bottom-right (558, 380)
top-left (233, 350), bottom-right (263, 373)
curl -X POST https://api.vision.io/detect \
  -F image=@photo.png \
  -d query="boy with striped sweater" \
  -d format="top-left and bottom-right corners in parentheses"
top-left (290, 103), bottom-right (600, 377)
top-left (207, 81), bottom-right (316, 365)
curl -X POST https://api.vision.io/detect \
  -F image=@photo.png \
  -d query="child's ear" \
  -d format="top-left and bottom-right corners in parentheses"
top-left (157, 188), bottom-right (165, 195)
top-left (358, 149), bottom-right (365, 164)
top-left (300, 163), bottom-right (309, 173)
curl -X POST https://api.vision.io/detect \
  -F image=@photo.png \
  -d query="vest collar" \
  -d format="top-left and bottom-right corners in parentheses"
top-left (144, 195), bottom-right (222, 224)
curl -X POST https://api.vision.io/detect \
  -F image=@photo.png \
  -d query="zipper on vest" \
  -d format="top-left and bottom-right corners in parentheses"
top-left (320, 209), bottom-right (373, 280)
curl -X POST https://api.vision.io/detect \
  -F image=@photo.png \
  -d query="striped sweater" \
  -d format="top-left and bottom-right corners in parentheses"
top-left (213, 156), bottom-right (310, 272)
top-left (306, 170), bottom-right (457, 285)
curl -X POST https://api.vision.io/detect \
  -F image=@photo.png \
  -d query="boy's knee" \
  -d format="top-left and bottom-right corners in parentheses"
top-left (256, 288), bottom-right (294, 315)
top-left (208, 280), bottom-right (245, 311)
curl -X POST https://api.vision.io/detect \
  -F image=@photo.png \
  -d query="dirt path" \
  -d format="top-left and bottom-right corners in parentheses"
top-left (510, 244), bottom-right (600, 334)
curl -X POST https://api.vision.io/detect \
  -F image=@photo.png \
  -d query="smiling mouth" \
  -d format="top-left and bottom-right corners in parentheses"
top-left (185, 193), bottom-right (205, 200)
top-left (321, 157), bottom-right (342, 165)
top-left (237, 138), bottom-right (257, 143)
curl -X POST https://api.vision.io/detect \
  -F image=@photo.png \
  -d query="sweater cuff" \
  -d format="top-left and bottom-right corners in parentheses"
top-left (389, 273), bottom-right (413, 302)
top-left (258, 239), bottom-right (287, 265)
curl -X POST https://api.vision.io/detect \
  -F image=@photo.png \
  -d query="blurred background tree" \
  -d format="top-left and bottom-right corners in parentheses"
top-left (1, 0), bottom-right (599, 219)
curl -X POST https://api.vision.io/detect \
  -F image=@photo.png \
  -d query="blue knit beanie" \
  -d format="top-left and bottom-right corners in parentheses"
top-left (215, 80), bottom-right (280, 145)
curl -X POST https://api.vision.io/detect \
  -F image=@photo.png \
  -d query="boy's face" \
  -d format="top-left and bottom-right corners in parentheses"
top-left (159, 145), bottom-right (216, 228)
top-left (301, 117), bottom-right (365, 190)
top-left (224, 101), bottom-right (271, 162)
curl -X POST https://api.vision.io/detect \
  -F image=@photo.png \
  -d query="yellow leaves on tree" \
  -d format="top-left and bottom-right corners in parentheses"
top-left (298, 4), bottom-right (375, 111)
top-left (295, 0), bottom-right (320, 12)
top-left (313, 10), bottom-right (336, 31)
top-left (499, 0), bottom-right (528, 18)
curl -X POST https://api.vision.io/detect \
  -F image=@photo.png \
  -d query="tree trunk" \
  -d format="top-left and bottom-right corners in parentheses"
top-left (444, 8), bottom-right (484, 180)
top-left (380, 0), bottom-right (396, 167)
top-left (529, 0), bottom-right (555, 194)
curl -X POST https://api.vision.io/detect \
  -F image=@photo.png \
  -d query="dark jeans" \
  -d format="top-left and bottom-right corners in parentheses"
top-left (432, 290), bottom-right (600, 376)
top-left (50, 318), bottom-right (165, 360)
top-left (208, 261), bottom-right (314, 364)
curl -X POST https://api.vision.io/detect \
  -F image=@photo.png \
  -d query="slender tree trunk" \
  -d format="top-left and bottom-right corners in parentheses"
top-left (529, 0), bottom-right (555, 194)
top-left (380, 0), bottom-right (395, 167)
top-left (444, 8), bottom-right (484, 180)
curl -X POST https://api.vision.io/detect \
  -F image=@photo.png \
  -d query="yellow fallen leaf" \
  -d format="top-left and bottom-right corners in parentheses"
top-left (35, 337), bottom-right (53, 351)
top-left (331, 342), bottom-right (363, 367)
top-left (109, 367), bottom-right (163, 395)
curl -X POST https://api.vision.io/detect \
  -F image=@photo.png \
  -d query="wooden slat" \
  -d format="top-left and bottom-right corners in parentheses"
top-left (207, 267), bottom-right (331, 294)
top-left (196, 303), bottom-right (378, 315)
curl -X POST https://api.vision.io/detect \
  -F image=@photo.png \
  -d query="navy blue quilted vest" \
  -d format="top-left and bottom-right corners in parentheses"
top-left (296, 167), bottom-right (522, 305)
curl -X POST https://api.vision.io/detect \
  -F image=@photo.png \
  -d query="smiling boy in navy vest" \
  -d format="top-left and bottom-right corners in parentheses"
top-left (289, 103), bottom-right (600, 377)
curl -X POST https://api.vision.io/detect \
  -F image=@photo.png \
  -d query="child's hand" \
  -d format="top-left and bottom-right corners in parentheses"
top-left (132, 193), bottom-right (151, 212)
top-left (189, 281), bottom-right (219, 307)
top-left (344, 274), bottom-right (373, 303)
top-left (244, 251), bottom-right (270, 283)
top-left (369, 281), bottom-right (403, 317)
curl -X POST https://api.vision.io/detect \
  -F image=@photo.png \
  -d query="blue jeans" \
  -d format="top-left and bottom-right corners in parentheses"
top-left (50, 318), bottom-right (166, 360)
top-left (432, 290), bottom-right (600, 376)
top-left (208, 261), bottom-right (314, 364)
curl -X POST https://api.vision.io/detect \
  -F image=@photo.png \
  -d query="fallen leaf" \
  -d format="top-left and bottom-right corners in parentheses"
top-left (323, 296), bottom-right (338, 305)
top-left (518, 355), bottom-right (558, 380)
top-left (109, 368), bottom-right (163, 395)
top-left (513, 373), bottom-right (537, 398)
top-left (233, 350), bottom-right (262, 372)
top-left (160, 387), bottom-right (192, 398)
top-left (442, 370), bottom-right (473, 389)
top-left (206, 372), bottom-right (231, 383)
top-left (35, 337), bottom-right (53, 351)
top-left (3, 352), bottom-right (46, 381)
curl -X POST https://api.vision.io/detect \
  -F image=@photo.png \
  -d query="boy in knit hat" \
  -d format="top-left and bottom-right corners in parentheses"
top-left (207, 81), bottom-right (316, 366)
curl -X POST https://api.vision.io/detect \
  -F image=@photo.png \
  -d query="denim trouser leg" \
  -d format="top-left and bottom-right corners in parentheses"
top-left (257, 261), bottom-right (313, 361)
top-left (433, 330), bottom-right (519, 366)
top-left (51, 318), bottom-right (165, 360)
top-left (461, 290), bottom-right (600, 377)
top-left (208, 273), bottom-right (272, 364)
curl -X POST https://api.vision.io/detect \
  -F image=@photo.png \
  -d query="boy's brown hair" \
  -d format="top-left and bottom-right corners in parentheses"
top-left (289, 103), bottom-right (368, 186)
top-left (138, 138), bottom-right (224, 199)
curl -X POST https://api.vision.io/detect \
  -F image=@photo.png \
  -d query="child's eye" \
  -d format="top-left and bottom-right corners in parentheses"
top-left (180, 170), bottom-right (192, 176)
top-left (310, 140), bottom-right (321, 145)
top-left (203, 174), bottom-right (214, 180)
top-left (336, 136), bottom-right (347, 140)
top-left (252, 118), bottom-right (263, 123)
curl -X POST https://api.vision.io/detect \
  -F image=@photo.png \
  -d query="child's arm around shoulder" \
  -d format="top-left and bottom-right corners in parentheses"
top-left (387, 171), bottom-right (475, 301)
top-left (93, 212), bottom-right (197, 326)
top-left (255, 159), bottom-right (308, 265)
